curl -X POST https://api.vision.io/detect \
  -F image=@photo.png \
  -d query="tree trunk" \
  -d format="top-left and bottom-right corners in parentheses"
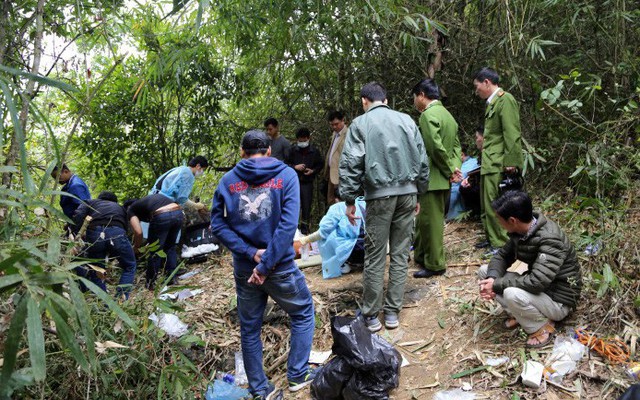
top-left (2, 0), bottom-right (45, 187)
top-left (0, 0), bottom-right (9, 65)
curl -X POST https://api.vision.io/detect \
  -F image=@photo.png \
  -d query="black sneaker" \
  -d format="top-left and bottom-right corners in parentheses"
top-left (289, 367), bottom-right (321, 392)
top-left (250, 383), bottom-right (283, 400)
top-left (474, 240), bottom-right (490, 249)
top-left (413, 269), bottom-right (445, 279)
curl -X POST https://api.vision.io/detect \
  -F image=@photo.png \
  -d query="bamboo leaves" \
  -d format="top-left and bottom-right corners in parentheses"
top-left (26, 297), bottom-right (46, 381)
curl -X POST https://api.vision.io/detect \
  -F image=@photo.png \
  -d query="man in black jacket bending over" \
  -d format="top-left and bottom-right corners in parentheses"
top-left (477, 191), bottom-right (581, 348)
top-left (73, 191), bottom-right (137, 299)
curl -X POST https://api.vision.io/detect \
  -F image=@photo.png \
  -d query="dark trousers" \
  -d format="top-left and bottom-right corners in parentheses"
top-left (299, 182), bottom-right (314, 234)
top-left (147, 210), bottom-right (183, 285)
top-left (79, 226), bottom-right (137, 298)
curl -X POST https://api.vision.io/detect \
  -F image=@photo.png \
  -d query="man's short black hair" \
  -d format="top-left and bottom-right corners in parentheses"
top-left (473, 67), bottom-right (500, 85)
top-left (491, 190), bottom-right (533, 223)
top-left (98, 191), bottom-right (118, 203)
top-left (475, 125), bottom-right (484, 135)
top-left (51, 164), bottom-right (69, 173)
top-left (360, 82), bottom-right (386, 102)
top-left (242, 130), bottom-right (270, 156)
top-left (461, 142), bottom-right (469, 154)
top-left (295, 127), bottom-right (311, 139)
top-left (188, 155), bottom-right (209, 168)
top-left (412, 79), bottom-right (440, 100)
top-left (327, 110), bottom-right (344, 121)
top-left (263, 117), bottom-right (278, 128)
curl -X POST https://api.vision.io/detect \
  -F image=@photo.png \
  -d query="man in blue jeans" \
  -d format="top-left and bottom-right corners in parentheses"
top-left (72, 191), bottom-right (136, 299)
top-left (127, 193), bottom-right (184, 289)
top-left (211, 130), bottom-right (315, 400)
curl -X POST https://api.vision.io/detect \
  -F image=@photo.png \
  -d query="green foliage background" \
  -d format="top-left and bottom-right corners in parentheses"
top-left (0, 0), bottom-right (638, 398)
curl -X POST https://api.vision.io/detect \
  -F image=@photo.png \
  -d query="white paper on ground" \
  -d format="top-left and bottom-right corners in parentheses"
top-left (401, 354), bottom-right (410, 367)
top-left (521, 360), bottom-right (544, 389)
top-left (309, 350), bottom-right (332, 364)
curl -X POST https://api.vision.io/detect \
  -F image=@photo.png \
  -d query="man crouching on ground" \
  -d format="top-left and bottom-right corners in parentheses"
top-left (210, 130), bottom-right (315, 399)
top-left (478, 191), bottom-right (581, 348)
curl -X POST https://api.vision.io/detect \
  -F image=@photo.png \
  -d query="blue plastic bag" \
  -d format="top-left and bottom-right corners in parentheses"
top-left (204, 379), bottom-right (249, 400)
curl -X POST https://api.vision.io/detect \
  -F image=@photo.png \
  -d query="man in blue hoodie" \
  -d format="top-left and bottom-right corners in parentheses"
top-left (210, 130), bottom-right (315, 400)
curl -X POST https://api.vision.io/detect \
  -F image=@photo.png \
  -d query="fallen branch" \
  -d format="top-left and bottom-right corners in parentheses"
top-left (447, 261), bottom-right (482, 268)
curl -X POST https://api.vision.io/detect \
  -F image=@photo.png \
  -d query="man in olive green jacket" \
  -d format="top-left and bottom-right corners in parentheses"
top-left (339, 82), bottom-right (429, 332)
top-left (473, 68), bottom-right (524, 251)
top-left (411, 79), bottom-right (462, 278)
top-left (478, 191), bottom-right (581, 348)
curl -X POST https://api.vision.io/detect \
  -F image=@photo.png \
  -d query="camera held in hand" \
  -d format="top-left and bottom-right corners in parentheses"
top-left (499, 169), bottom-right (524, 194)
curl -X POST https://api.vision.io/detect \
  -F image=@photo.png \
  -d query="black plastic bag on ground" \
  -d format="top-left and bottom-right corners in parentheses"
top-left (330, 316), bottom-right (401, 398)
top-left (331, 316), bottom-right (401, 371)
top-left (310, 356), bottom-right (353, 400)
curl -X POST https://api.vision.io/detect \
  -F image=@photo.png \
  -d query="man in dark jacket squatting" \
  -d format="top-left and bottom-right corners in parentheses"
top-left (477, 191), bottom-right (582, 348)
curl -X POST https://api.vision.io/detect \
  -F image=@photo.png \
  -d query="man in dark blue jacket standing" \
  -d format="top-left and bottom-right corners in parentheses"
top-left (210, 130), bottom-right (315, 400)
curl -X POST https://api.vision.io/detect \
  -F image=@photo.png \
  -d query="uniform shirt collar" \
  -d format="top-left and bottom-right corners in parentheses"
top-left (425, 99), bottom-right (440, 110)
top-left (486, 87), bottom-right (501, 104)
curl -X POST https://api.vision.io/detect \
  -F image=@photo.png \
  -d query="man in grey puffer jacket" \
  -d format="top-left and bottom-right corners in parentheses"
top-left (339, 81), bottom-right (430, 332)
top-left (478, 191), bottom-right (581, 347)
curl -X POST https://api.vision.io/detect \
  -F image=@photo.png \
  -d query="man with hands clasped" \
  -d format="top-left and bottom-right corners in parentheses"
top-left (478, 191), bottom-right (581, 348)
top-left (210, 130), bottom-right (315, 399)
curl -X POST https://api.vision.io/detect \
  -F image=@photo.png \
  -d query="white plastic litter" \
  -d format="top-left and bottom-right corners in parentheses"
top-left (149, 313), bottom-right (188, 337)
top-left (433, 388), bottom-right (476, 400)
top-left (309, 350), bottom-right (332, 365)
top-left (234, 352), bottom-right (248, 385)
top-left (544, 334), bottom-right (587, 381)
top-left (178, 268), bottom-right (202, 280)
top-left (159, 288), bottom-right (204, 301)
top-left (521, 360), bottom-right (544, 388)
top-left (181, 243), bottom-right (219, 258)
top-left (486, 356), bottom-right (510, 367)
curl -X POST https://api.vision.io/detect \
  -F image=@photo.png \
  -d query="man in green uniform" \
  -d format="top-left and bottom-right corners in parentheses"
top-left (473, 68), bottom-right (524, 252)
top-left (411, 79), bottom-right (462, 278)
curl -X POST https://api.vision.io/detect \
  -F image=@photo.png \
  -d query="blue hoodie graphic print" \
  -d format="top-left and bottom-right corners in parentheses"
top-left (210, 157), bottom-right (300, 277)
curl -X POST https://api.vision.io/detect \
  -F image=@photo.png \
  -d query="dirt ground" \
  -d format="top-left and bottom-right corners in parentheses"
top-left (168, 220), bottom-right (632, 399)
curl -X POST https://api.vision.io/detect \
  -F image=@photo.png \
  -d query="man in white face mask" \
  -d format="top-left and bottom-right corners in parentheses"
top-left (285, 128), bottom-right (324, 234)
top-left (149, 155), bottom-right (209, 211)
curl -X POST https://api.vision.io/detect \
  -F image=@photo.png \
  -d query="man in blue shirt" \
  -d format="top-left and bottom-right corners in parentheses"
top-left (143, 156), bottom-right (209, 244)
top-left (211, 130), bottom-right (315, 399)
top-left (51, 164), bottom-right (91, 221)
top-left (150, 155), bottom-right (209, 209)
top-left (447, 143), bottom-right (479, 220)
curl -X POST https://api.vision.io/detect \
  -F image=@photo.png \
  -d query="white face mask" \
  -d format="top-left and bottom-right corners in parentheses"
top-left (297, 141), bottom-right (309, 148)
top-left (195, 169), bottom-right (204, 178)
